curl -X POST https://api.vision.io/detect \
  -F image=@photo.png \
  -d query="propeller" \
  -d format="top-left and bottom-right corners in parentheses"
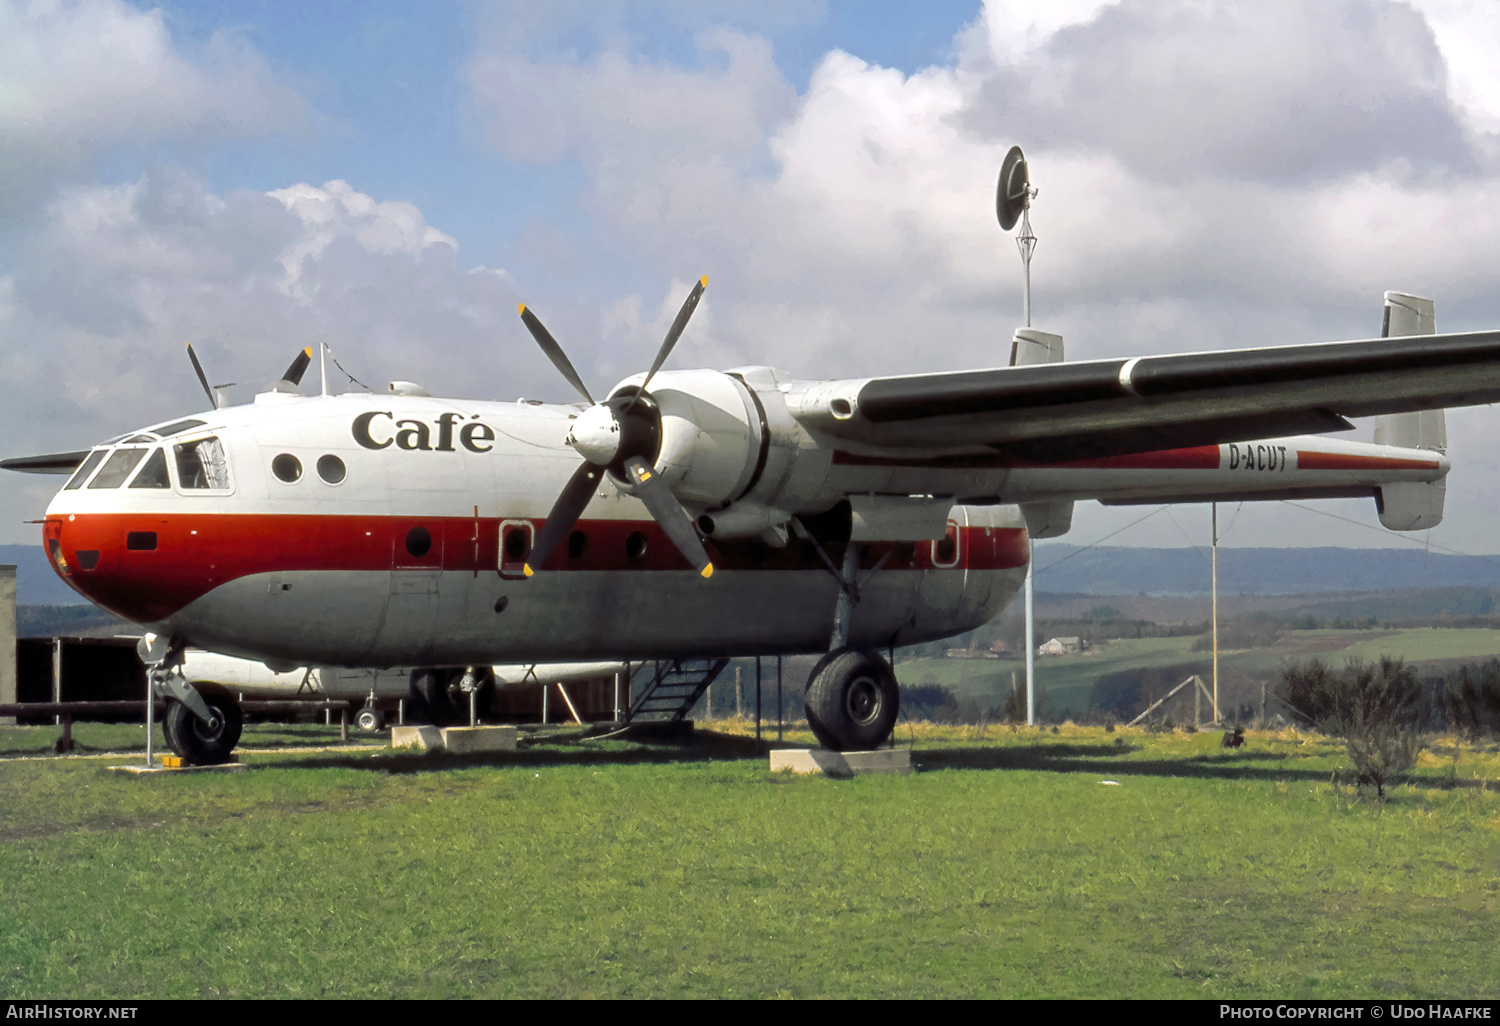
top-left (517, 277), bottom-right (714, 579)
top-left (186, 344), bottom-right (314, 409)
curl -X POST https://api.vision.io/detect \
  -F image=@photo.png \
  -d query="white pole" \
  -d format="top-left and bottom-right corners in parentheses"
top-left (1025, 560), bottom-right (1035, 726)
top-left (1017, 198), bottom-right (1038, 727)
top-left (1212, 502), bottom-right (1220, 724)
top-left (320, 342), bottom-right (328, 397)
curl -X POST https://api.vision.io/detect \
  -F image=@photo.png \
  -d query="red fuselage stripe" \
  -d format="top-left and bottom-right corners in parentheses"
top-left (1294, 452), bottom-right (1441, 471)
top-left (49, 513), bottom-right (1029, 623)
top-left (831, 445), bottom-right (1221, 470)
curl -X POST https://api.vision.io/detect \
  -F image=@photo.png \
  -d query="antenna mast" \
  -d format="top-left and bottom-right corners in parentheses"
top-left (997, 145), bottom-right (1040, 725)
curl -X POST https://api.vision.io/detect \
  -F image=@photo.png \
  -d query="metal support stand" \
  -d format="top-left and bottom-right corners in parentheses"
top-left (777, 655), bottom-right (783, 742)
top-left (755, 656), bottom-right (762, 742)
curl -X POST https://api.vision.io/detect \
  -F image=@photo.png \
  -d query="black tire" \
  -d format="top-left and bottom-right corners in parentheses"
top-left (804, 648), bottom-right (899, 751)
top-left (356, 707), bottom-right (384, 732)
top-left (164, 696), bottom-right (244, 764)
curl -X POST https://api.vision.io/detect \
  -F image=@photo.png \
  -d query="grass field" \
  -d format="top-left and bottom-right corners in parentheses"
top-left (1, 722), bottom-right (1497, 998)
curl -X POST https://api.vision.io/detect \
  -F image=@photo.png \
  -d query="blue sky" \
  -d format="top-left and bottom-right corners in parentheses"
top-left (5, 0), bottom-right (1500, 556)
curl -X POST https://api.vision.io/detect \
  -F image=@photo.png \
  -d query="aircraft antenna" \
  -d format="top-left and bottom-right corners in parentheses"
top-left (998, 145), bottom-right (1040, 724)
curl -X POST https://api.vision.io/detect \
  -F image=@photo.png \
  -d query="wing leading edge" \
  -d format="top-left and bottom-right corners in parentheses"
top-left (829, 329), bottom-right (1500, 461)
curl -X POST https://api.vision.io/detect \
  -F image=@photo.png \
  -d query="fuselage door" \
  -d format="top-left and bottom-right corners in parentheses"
top-left (499, 519), bottom-right (534, 579)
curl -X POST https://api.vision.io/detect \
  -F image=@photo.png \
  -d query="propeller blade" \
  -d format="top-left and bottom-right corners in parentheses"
top-left (185, 343), bottom-right (219, 410)
top-left (282, 347), bottom-right (314, 386)
top-left (622, 456), bottom-right (714, 579)
top-left (523, 461), bottom-right (605, 577)
top-left (629, 275), bottom-right (707, 410)
top-left (518, 304), bottom-right (595, 405)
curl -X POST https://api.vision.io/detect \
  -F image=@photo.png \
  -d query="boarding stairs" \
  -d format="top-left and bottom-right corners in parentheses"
top-left (628, 658), bottom-right (730, 722)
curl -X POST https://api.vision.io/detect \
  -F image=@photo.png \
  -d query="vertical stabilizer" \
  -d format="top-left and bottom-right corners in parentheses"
top-left (1010, 329), bottom-right (1073, 537)
top-left (1009, 327), bottom-right (1063, 368)
top-left (1373, 292), bottom-right (1445, 530)
top-left (1373, 292), bottom-right (1446, 451)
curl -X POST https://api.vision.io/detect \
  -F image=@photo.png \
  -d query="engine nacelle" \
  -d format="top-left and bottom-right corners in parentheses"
top-left (607, 369), bottom-right (762, 508)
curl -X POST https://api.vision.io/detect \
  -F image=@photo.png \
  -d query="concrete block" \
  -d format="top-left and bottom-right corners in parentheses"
top-left (440, 725), bottom-right (518, 753)
top-left (769, 747), bottom-right (911, 777)
top-left (391, 725), bottom-right (443, 750)
top-left (110, 761), bottom-right (247, 774)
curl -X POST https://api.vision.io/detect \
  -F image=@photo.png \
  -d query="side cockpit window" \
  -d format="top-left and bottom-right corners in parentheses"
top-left (128, 448), bottom-right (171, 489)
top-left (87, 448), bottom-right (147, 489)
top-left (175, 437), bottom-right (231, 491)
top-left (63, 450), bottom-right (108, 491)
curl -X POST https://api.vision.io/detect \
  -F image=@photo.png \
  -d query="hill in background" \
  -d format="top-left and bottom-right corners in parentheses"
top-left (1031, 544), bottom-right (1500, 596)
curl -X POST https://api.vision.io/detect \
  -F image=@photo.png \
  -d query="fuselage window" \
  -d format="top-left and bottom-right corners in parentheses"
top-left (149, 418), bottom-right (206, 438)
top-left (63, 450), bottom-right (108, 491)
top-left (87, 448), bottom-right (147, 489)
top-left (175, 437), bottom-right (231, 490)
top-left (272, 454), bottom-right (302, 483)
top-left (406, 526), bottom-right (433, 559)
top-left (128, 448), bottom-right (171, 489)
top-left (316, 455), bottom-right (346, 484)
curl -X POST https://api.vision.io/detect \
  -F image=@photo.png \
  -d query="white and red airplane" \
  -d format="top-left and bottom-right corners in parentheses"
top-left (3, 285), bottom-right (1495, 762)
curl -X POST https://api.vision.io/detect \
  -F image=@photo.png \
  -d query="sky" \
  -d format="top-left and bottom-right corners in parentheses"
top-left (4, 0), bottom-right (1500, 560)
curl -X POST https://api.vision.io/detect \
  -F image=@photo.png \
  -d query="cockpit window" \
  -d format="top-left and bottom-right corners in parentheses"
top-left (121, 434), bottom-right (156, 444)
top-left (128, 448), bottom-right (171, 489)
top-left (63, 450), bottom-right (108, 491)
top-left (88, 448), bottom-right (147, 489)
top-left (148, 418), bottom-right (207, 438)
top-left (175, 437), bottom-right (231, 490)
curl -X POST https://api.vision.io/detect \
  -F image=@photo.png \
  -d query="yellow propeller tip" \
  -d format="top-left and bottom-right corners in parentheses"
top-left (699, 275), bottom-right (708, 287)
top-left (522, 564), bottom-right (534, 577)
top-left (303, 346), bottom-right (313, 356)
top-left (518, 303), bottom-right (527, 315)
top-left (700, 563), bottom-right (714, 579)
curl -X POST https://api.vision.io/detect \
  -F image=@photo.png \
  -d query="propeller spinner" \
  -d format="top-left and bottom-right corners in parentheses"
top-left (517, 277), bottom-right (714, 579)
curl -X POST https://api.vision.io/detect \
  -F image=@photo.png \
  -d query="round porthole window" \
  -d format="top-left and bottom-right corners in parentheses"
top-left (317, 455), bottom-right (346, 484)
top-left (405, 526), bottom-right (432, 559)
top-left (271, 454), bottom-right (302, 483)
top-left (625, 531), bottom-right (648, 562)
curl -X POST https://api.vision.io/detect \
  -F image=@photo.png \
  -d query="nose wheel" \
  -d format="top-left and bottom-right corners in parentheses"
top-left (804, 648), bottom-right (899, 751)
top-left (163, 694), bottom-right (243, 765)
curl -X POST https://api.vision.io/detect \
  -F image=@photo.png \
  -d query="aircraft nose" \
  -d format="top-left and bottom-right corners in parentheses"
top-left (44, 514), bottom-right (183, 624)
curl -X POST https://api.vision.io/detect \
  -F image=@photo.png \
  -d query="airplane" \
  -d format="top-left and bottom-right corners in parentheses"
top-left (4, 277), bottom-right (1498, 764)
top-left (177, 649), bottom-right (628, 731)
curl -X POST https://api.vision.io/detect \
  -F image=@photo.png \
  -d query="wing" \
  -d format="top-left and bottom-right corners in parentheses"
top-left (811, 329), bottom-right (1500, 460)
top-left (0, 450), bottom-right (90, 474)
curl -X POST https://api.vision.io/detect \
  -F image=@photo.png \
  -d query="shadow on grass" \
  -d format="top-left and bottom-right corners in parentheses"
top-left (245, 727), bottom-right (779, 774)
top-left (228, 729), bottom-right (1500, 794)
top-left (913, 743), bottom-right (1500, 792)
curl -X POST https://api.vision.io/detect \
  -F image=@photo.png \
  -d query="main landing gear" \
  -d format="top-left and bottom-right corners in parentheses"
top-left (794, 519), bottom-right (902, 752)
top-left (804, 648), bottom-right (899, 751)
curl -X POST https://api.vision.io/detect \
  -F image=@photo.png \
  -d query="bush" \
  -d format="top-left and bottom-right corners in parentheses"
top-left (1444, 661), bottom-right (1500, 738)
top-left (1277, 657), bottom-right (1423, 800)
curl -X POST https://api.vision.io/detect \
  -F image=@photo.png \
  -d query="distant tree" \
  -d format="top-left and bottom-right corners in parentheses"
top-left (1276, 657), bottom-right (1423, 800)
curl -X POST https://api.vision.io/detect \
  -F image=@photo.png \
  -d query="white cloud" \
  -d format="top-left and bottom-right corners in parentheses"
top-left (455, 0), bottom-right (1500, 553)
top-left (0, 0), bottom-right (309, 216)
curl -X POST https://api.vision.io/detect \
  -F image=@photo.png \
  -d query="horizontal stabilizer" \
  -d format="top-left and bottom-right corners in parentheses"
top-left (0, 450), bottom-right (89, 474)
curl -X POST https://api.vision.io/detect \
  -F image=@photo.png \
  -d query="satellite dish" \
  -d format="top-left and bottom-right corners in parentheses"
top-left (996, 145), bottom-right (1030, 231)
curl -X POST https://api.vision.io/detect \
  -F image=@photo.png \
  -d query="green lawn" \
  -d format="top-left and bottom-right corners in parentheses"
top-left (1, 724), bottom-right (1496, 998)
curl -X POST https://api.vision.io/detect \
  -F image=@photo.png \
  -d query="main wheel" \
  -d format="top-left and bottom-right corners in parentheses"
top-left (804, 648), bottom-right (899, 751)
top-left (164, 695), bottom-right (244, 764)
top-left (356, 706), bottom-right (384, 732)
